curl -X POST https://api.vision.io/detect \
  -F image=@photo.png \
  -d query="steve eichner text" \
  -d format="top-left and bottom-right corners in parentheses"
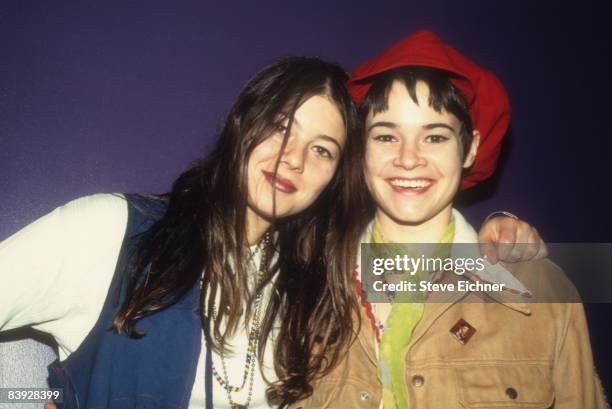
top-left (372, 280), bottom-right (506, 293)
top-left (371, 255), bottom-right (486, 276)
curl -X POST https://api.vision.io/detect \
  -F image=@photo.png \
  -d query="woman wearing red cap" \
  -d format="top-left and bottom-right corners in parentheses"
top-left (291, 31), bottom-right (607, 408)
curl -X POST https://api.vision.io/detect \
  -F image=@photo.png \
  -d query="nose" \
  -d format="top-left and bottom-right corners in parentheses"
top-left (280, 137), bottom-right (306, 172)
top-left (393, 138), bottom-right (426, 169)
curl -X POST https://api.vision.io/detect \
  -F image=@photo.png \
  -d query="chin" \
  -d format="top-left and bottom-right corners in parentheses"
top-left (256, 203), bottom-right (299, 220)
top-left (393, 216), bottom-right (430, 226)
top-left (385, 209), bottom-right (429, 225)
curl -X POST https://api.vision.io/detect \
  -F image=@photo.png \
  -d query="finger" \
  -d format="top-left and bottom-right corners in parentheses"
top-left (510, 243), bottom-right (528, 262)
top-left (495, 222), bottom-right (517, 262)
top-left (477, 220), bottom-right (496, 245)
top-left (44, 404), bottom-right (57, 409)
top-left (477, 223), bottom-right (498, 264)
top-left (514, 220), bottom-right (532, 243)
top-left (479, 242), bottom-right (498, 264)
top-left (522, 242), bottom-right (540, 261)
top-left (534, 237), bottom-right (549, 259)
top-left (521, 228), bottom-right (541, 261)
top-left (499, 242), bottom-right (520, 263)
top-left (507, 220), bottom-right (531, 262)
top-left (526, 226), bottom-right (543, 245)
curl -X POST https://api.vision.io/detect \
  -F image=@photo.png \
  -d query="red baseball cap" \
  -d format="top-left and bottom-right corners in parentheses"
top-left (348, 30), bottom-right (511, 190)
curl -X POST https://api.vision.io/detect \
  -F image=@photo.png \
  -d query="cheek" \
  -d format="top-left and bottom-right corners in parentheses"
top-left (364, 144), bottom-right (377, 176)
top-left (434, 145), bottom-right (464, 179)
top-left (250, 139), bottom-right (277, 162)
top-left (365, 141), bottom-right (376, 162)
top-left (444, 157), bottom-right (464, 182)
top-left (310, 164), bottom-right (337, 194)
top-left (364, 161), bottom-right (383, 200)
top-left (247, 140), bottom-right (280, 183)
top-left (247, 148), bottom-right (274, 190)
top-left (365, 145), bottom-right (388, 186)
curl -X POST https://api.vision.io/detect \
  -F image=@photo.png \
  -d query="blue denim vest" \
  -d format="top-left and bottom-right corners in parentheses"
top-left (48, 194), bottom-right (212, 409)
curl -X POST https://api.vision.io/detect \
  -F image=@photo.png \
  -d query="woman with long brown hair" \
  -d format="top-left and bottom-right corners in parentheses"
top-left (2, 56), bottom-right (365, 408)
top-left (1, 55), bottom-right (541, 409)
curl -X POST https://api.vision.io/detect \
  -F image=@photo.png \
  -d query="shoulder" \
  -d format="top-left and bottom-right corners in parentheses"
top-left (501, 258), bottom-right (581, 303)
top-left (57, 193), bottom-right (128, 220)
top-left (0, 194), bottom-right (134, 353)
top-left (51, 193), bottom-right (128, 240)
top-left (57, 193), bottom-right (169, 231)
top-left (2, 193), bottom-right (130, 248)
top-left (122, 193), bottom-right (168, 221)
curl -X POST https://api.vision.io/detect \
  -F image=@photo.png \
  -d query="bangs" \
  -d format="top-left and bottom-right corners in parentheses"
top-left (360, 66), bottom-right (475, 158)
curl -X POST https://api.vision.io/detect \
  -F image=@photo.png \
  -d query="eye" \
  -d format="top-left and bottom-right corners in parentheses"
top-left (312, 145), bottom-right (334, 160)
top-left (276, 123), bottom-right (288, 135)
top-left (425, 134), bottom-right (450, 143)
top-left (372, 134), bottom-right (396, 142)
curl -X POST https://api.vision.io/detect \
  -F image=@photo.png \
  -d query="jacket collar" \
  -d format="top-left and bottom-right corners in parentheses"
top-left (355, 210), bottom-right (532, 314)
top-left (448, 209), bottom-right (532, 314)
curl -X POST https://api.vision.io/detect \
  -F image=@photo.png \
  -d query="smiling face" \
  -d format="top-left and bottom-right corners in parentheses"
top-left (246, 94), bottom-right (346, 227)
top-left (365, 80), bottom-right (478, 237)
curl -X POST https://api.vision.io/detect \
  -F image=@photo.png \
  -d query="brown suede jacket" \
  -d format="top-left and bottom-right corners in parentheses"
top-left (290, 258), bottom-right (608, 409)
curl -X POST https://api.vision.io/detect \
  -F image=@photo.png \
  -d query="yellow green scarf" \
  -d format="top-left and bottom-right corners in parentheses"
top-left (371, 219), bottom-right (455, 409)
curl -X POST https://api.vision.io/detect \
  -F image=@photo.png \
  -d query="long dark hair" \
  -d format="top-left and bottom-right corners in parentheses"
top-left (112, 57), bottom-right (368, 403)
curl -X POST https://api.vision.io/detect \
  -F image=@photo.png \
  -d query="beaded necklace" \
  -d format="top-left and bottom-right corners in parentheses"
top-left (211, 232), bottom-right (270, 409)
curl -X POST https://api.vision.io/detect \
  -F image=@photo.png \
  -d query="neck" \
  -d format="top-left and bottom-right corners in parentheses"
top-left (375, 206), bottom-right (453, 243)
top-left (246, 207), bottom-right (271, 245)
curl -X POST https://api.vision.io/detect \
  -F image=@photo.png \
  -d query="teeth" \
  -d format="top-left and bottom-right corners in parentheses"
top-left (390, 179), bottom-right (431, 188)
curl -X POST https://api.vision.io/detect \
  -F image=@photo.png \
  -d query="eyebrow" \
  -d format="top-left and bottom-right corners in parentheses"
top-left (292, 116), bottom-right (343, 150)
top-left (422, 123), bottom-right (456, 133)
top-left (318, 134), bottom-right (343, 150)
top-left (367, 121), bottom-right (398, 132)
top-left (367, 121), bottom-right (456, 133)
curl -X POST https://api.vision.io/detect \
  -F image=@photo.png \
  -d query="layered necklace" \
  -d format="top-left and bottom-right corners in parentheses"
top-left (212, 232), bottom-right (271, 409)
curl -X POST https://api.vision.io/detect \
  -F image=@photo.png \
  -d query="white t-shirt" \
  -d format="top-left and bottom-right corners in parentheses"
top-left (0, 193), bottom-right (278, 408)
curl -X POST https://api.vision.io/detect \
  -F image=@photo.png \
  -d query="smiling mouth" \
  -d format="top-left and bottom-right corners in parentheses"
top-left (262, 170), bottom-right (297, 193)
top-left (387, 178), bottom-right (434, 194)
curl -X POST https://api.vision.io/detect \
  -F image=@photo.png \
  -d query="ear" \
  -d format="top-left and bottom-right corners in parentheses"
top-left (463, 130), bottom-right (480, 168)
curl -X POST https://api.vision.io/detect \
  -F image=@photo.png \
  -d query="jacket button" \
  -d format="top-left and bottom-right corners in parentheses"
top-left (411, 375), bottom-right (425, 387)
top-left (506, 387), bottom-right (518, 399)
top-left (359, 391), bottom-right (370, 401)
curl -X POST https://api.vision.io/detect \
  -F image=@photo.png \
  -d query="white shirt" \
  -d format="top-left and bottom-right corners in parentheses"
top-left (0, 193), bottom-right (278, 408)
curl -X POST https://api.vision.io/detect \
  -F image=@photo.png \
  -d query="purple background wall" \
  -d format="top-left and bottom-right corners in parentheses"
top-left (2, 0), bottom-right (611, 393)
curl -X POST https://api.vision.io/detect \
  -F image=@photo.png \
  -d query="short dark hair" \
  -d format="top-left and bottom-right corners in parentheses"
top-left (360, 66), bottom-right (474, 159)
